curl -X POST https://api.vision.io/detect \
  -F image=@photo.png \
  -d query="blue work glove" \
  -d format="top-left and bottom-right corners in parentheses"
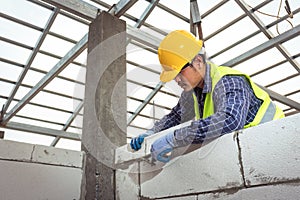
top-left (130, 130), bottom-right (154, 151)
top-left (150, 131), bottom-right (177, 163)
top-left (130, 133), bottom-right (147, 151)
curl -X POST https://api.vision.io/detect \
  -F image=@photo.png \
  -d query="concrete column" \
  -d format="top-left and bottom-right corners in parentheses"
top-left (81, 11), bottom-right (126, 200)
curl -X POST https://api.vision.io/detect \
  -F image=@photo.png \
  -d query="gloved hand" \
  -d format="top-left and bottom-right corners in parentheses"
top-left (130, 133), bottom-right (147, 151)
top-left (150, 131), bottom-right (177, 163)
top-left (130, 130), bottom-right (154, 151)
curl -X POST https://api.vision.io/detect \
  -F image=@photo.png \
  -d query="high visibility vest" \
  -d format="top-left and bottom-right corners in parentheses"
top-left (193, 63), bottom-right (284, 128)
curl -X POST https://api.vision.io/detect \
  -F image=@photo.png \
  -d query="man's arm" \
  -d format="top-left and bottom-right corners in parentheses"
top-left (130, 89), bottom-right (195, 151)
top-left (174, 76), bottom-right (253, 145)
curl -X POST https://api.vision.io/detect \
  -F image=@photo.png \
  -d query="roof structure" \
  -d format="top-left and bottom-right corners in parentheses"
top-left (0, 0), bottom-right (300, 150)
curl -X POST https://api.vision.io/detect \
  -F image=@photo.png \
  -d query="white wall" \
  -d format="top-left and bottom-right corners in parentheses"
top-left (0, 140), bottom-right (84, 200)
top-left (115, 114), bottom-right (300, 199)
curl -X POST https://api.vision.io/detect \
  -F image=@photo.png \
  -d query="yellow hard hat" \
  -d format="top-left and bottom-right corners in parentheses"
top-left (158, 30), bottom-right (203, 82)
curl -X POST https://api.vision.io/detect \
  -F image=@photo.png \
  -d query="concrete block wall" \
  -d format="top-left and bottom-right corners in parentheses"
top-left (115, 114), bottom-right (300, 199)
top-left (0, 139), bottom-right (84, 200)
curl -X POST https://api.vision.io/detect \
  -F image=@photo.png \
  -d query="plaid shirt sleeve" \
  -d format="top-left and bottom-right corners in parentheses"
top-left (173, 76), bottom-right (253, 146)
top-left (150, 90), bottom-right (196, 133)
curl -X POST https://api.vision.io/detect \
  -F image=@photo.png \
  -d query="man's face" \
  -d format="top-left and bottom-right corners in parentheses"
top-left (174, 55), bottom-right (206, 91)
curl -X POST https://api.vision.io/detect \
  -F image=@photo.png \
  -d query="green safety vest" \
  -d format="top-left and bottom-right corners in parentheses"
top-left (193, 63), bottom-right (284, 128)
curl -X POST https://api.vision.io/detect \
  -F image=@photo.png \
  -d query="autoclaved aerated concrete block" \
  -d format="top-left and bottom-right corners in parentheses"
top-left (0, 139), bottom-right (33, 161)
top-left (32, 145), bottom-right (84, 168)
top-left (197, 183), bottom-right (300, 200)
top-left (115, 162), bottom-right (139, 200)
top-left (115, 144), bottom-right (145, 165)
top-left (0, 160), bottom-right (82, 200)
top-left (140, 132), bottom-right (243, 198)
top-left (0, 139), bottom-right (84, 168)
top-left (115, 121), bottom-right (192, 166)
top-left (239, 113), bottom-right (300, 186)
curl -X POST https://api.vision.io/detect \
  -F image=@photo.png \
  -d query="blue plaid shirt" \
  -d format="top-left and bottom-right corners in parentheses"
top-left (150, 63), bottom-right (262, 145)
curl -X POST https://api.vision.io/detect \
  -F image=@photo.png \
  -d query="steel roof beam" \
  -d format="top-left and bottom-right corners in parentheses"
top-left (127, 60), bottom-right (160, 74)
top-left (0, 93), bottom-right (74, 115)
top-left (0, 76), bottom-right (83, 101)
top-left (128, 124), bottom-right (148, 131)
top-left (127, 111), bottom-right (160, 121)
top-left (222, 23), bottom-right (300, 110)
top-left (127, 79), bottom-right (178, 98)
top-left (0, 12), bottom-right (43, 31)
top-left (91, 0), bottom-right (168, 36)
top-left (223, 24), bottom-right (300, 67)
top-left (148, 0), bottom-right (189, 23)
top-left (0, 36), bottom-right (84, 68)
top-left (31, 0), bottom-right (300, 119)
top-left (128, 0), bottom-right (293, 125)
top-left (129, 40), bottom-right (158, 54)
top-left (2, 8), bottom-right (59, 115)
top-left (285, 110), bottom-right (299, 116)
top-left (127, 82), bottom-right (164, 125)
top-left (0, 95), bottom-right (83, 129)
top-left (134, 0), bottom-right (159, 28)
top-left (125, 0), bottom-right (159, 47)
top-left (265, 74), bottom-right (299, 88)
top-left (108, 0), bottom-right (138, 17)
top-left (1, 33), bottom-right (88, 125)
top-left (285, 89), bottom-right (300, 97)
top-left (36, 0), bottom-right (98, 21)
top-left (259, 86), bottom-right (300, 111)
top-left (8, 114), bottom-right (81, 129)
top-left (0, 35), bottom-right (33, 50)
top-left (235, 0), bottom-right (300, 74)
top-left (250, 60), bottom-right (286, 77)
top-left (2, 121), bottom-right (80, 141)
top-left (124, 0), bottom-right (161, 123)
top-left (41, 0), bottom-right (161, 49)
top-left (62, 101), bottom-right (83, 131)
top-left (209, 7), bottom-right (300, 60)
top-left (51, 101), bottom-right (83, 146)
top-left (127, 96), bottom-right (172, 111)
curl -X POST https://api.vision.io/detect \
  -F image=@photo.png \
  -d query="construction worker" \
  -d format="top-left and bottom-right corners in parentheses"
top-left (130, 30), bottom-right (284, 163)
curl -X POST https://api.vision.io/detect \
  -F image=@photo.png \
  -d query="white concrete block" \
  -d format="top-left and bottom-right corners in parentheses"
top-left (115, 145), bottom-right (145, 165)
top-left (144, 121), bottom-right (192, 154)
top-left (0, 160), bottom-right (82, 200)
top-left (0, 139), bottom-right (33, 161)
top-left (32, 145), bottom-right (84, 168)
top-left (198, 183), bottom-right (300, 200)
top-left (239, 114), bottom-right (300, 186)
top-left (115, 162), bottom-right (139, 200)
top-left (115, 121), bottom-right (191, 165)
top-left (140, 133), bottom-right (243, 198)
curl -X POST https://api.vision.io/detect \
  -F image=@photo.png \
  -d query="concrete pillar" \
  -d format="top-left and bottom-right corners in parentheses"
top-left (81, 11), bottom-right (127, 199)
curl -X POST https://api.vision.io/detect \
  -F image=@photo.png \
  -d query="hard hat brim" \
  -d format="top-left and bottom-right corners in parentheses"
top-left (160, 68), bottom-right (180, 82)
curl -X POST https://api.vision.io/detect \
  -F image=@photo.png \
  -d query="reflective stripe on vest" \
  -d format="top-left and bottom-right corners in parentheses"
top-left (260, 101), bottom-right (276, 124)
top-left (192, 63), bottom-right (284, 128)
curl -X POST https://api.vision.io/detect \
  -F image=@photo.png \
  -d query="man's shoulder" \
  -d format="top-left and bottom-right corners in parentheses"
top-left (217, 75), bottom-right (250, 90)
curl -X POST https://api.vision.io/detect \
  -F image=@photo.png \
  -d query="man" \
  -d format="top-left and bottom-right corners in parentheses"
top-left (130, 30), bottom-right (284, 163)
